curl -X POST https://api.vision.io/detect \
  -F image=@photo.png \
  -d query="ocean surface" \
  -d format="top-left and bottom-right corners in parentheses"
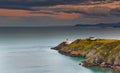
top-left (0, 26), bottom-right (120, 73)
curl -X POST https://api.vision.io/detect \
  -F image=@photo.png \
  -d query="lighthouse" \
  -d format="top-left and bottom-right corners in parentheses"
top-left (64, 38), bottom-right (71, 44)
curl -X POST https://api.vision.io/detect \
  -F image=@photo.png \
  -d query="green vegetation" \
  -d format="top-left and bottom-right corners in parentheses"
top-left (52, 39), bottom-right (120, 66)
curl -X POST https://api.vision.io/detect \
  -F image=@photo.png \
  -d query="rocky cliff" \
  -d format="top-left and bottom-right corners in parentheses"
top-left (51, 39), bottom-right (120, 71)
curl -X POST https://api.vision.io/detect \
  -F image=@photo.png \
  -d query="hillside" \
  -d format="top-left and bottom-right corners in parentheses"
top-left (51, 38), bottom-right (120, 71)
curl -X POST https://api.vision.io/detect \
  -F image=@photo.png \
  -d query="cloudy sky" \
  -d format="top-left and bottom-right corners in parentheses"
top-left (0, 0), bottom-right (120, 26)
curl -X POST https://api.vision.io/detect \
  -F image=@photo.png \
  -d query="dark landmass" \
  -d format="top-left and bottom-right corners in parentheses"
top-left (51, 38), bottom-right (120, 72)
top-left (75, 22), bottom-right (120, 28)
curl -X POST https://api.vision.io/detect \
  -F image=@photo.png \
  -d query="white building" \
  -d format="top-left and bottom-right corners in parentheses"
top-left (89, 37), bottom-right (96, 40)
top-left (64, 38), bottom-right (71, 44)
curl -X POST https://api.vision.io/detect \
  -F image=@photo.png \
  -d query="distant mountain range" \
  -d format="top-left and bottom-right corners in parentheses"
top-left (75, 22), bottom-right (120, 28)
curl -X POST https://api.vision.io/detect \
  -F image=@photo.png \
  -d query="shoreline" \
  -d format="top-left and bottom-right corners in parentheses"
top-left (51, 38), bottom-right (120, 72)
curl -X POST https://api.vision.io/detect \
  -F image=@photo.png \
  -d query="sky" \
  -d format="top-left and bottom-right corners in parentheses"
top-left (0, 0), bottom-right (120, 26)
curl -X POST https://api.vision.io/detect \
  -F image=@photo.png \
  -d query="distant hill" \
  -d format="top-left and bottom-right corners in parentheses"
top-left (75, 22), bottom-right (120, 28)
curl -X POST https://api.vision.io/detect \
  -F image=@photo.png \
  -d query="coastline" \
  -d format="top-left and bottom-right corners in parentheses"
top-left (51, 38), bottom-right (120, 72)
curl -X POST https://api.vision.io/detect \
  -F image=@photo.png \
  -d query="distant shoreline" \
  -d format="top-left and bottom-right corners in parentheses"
top-left (75, 22), bottom-right (120, 28)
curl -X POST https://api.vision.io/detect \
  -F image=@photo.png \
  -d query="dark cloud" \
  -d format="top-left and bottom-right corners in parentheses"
top-left (0, 5), bottom-right (34, 11)
top-left (0, 0), bottom-right (119, 10)
top-left (32, 6), bottom-right (111, 17)
top-left (30, 11), bottom-right (58, 15)
top-left (0, 0), bottom-right (120, 19)
top-left (0, 0), bottom-right (83, 9)
top-left (110, 8), bottom-right (120, 16)
top-left (56, 7), bottom-right (110, 17)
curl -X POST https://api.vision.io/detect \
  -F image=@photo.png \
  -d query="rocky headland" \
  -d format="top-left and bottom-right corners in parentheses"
top-left (51, 38), bottom-right (120, 71)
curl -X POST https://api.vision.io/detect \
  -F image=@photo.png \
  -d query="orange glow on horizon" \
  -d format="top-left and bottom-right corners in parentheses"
top-left (53, 12), bottom-right (80, 19)
top-left (0, 9), bottom-right (80, 19)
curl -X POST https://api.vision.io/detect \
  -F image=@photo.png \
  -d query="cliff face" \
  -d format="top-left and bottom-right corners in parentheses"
top-left (52, 39), bottom-right (120, 66)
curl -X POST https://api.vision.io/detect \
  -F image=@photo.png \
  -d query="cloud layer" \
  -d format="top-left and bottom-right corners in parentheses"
top-left (0, 0), bottom-right (120, 26)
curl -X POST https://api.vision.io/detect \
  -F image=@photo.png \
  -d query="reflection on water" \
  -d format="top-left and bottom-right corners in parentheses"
top-left (0, 27), bottom-right (119, 73)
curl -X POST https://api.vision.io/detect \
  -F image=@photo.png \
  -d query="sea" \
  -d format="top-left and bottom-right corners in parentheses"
top-left (0, 26), bottom-right (120, 73)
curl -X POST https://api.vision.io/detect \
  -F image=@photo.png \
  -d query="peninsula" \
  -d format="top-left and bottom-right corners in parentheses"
top-left (51, 38), bottom-right (120, 71)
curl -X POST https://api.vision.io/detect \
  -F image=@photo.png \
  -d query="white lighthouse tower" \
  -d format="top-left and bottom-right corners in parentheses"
top-left (64, 38), bottom-right (71, 44)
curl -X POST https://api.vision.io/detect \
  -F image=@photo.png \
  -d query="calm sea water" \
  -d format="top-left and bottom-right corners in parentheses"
top-left (0, 27), bottom-right (120, 73)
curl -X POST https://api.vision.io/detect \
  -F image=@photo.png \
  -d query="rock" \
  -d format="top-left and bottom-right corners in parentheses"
top-left (79, 63), bottom-right (81, 65)
top-left (51, 42), bottom-right (68, 50)
top-left (82, 62), bottom-right (94, 67)
top-left (111, 66), bottom-right (120, 71)
top-left (51, 38), bottom-right (120, 72)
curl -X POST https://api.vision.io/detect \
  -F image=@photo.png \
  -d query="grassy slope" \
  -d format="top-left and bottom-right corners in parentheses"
top-left (58, 39), bottom-right (120, 65)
